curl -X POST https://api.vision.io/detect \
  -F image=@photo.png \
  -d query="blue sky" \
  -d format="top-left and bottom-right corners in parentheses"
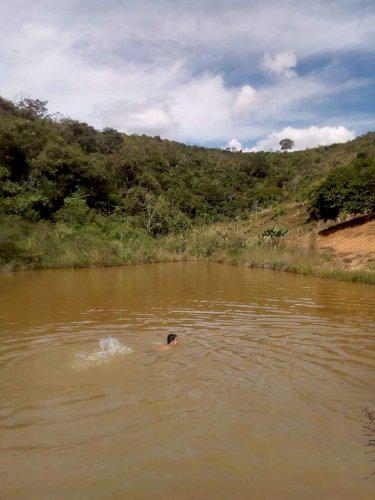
top-left (0, 0), bottom-right (374, 150)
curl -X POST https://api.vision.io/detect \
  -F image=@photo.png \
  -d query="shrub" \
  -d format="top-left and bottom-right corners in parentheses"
top-left (308, 158), bottom-right (375, 220)
top-left (259, 227), bottom-right (288, 247)
top-left (54, 192), bottom-right (91, 227)
top-left (0, 237), bottom-right (25, 264)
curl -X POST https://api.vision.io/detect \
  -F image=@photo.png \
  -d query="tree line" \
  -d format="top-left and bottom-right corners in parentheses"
top-left (1, 96), bottom-right (374, 238)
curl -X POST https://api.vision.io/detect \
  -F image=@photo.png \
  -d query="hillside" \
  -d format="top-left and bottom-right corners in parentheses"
top-left (316, 215), bottom-right (375, 270)
top-left (0, 96), bottom-right (374, 281)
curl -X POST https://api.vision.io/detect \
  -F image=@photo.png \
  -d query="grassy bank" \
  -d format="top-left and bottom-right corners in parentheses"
top-left (2, 205), bottom-right (374, 284)
top-left (162, 219), bottom-right (375, 284)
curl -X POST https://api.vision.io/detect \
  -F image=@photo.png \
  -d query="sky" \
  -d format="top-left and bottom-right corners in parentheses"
top-left (0, 0), bottom-right (374, 151)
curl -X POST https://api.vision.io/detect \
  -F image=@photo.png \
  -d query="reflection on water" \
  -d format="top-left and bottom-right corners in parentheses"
top-left (0, 262), bottom-right (374, 498)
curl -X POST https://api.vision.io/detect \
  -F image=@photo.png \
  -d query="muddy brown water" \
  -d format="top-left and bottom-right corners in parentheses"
top-left (0, 262), bottom-right (374, 499)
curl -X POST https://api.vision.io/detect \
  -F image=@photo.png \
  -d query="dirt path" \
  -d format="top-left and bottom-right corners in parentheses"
top-left (317, 219), bottom-right (375, 269)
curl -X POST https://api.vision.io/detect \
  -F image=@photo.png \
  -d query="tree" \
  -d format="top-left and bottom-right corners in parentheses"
top-left (0, 129), bottom-right (29, 181)
top-left (99, 127), bottom-right (123, 154)
top-left (251, 153), bottom-right (270, 178)
top-left (308, 158), bottom-right (375, 220)
top-left (279, 138), bottom-right (294, 152)
top-left (17, 98), bottom-right (49, 119)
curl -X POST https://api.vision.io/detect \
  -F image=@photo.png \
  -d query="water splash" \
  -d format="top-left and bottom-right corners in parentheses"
top-left (75, 337), bottom-right (133, 364)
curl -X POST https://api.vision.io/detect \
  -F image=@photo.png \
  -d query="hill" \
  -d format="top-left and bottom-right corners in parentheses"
top-left (0, 96), bottom-right (374, 281)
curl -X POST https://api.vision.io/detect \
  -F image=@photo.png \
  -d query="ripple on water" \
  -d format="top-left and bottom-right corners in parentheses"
top-left (0, 264), bottom-right (374, 497)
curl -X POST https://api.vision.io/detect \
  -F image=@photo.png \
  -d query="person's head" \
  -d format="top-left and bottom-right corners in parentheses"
top-left (167, 334), bottom-right (178, 345)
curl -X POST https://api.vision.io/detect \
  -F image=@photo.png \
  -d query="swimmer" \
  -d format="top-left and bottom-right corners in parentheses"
top-left (167, 334), bottom-right (178, 346)
top-left (156, 334), bottom-right (179, 350)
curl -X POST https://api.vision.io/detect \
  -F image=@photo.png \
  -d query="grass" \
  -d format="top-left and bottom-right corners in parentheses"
top-left (1, 205), bottom-right (374, 284)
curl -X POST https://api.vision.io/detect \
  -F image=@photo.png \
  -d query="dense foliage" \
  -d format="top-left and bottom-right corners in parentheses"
top-left (308, 157), bottom-right (375, 220)
top-left (0, 95), bottom-right (374, 270)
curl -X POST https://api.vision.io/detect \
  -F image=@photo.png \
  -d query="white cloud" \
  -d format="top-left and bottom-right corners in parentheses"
top-left (128, 108), bottom-right (173, 133)
top-left (99, 101), bottom-right (177, 136)
top-left (251, 125), bottom-right (355, 151)
top-left (226, 138), bottom-right (243, 152)
top-left (96, 72), bottom-right (236, 141)
top-left (233, 85), bottom-right (258, 117)
top-left (65, 1), bottom-right (375, 63)
top-left (170, 74), bottom-right (236, 142)
top-left (0, 1), bottom-right (373, 144)
top-left (263, 52), bottom-right (297, 78)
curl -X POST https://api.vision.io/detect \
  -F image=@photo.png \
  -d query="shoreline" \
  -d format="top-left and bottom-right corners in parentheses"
top-left (2, 253), bottom-right (374, 284)
top-left (2, 205), bottom-right (374, 284)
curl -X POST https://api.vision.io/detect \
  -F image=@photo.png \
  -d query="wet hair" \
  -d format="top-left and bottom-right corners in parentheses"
top-left (167, 334), bottom-right (178, 345)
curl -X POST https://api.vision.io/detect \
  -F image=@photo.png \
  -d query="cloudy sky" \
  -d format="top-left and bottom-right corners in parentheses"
top-left (1, 0), bottom-right (374, 150)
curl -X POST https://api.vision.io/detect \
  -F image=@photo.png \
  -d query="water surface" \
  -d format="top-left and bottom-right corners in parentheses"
top-left (0, 262), bottom-right (374, 498)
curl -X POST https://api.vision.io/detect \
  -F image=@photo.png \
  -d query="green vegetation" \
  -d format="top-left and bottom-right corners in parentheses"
top-left (308, 157), bottom-right (375, 220)
top-left (1, 95), bottom-right (374, 282)
top-left (279, 138), bottom-right (294, 151)
top-left (258, 227), bottom-right (288, 247)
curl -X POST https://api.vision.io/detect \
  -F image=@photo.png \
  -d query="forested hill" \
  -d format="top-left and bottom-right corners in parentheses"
top-left (1, 96), bottom-right (374, 235)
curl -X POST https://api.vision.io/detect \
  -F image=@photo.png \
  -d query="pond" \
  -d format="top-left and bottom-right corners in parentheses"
top-left (0, 262), bottom-right (374, 498)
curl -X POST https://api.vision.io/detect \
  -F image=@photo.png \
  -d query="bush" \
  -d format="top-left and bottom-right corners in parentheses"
top-left (0, 237), bottom-right (25, 264)
top-left (259, 227), bottom-right (288, 247)
top-left (54, 192), bottom-right (91, 227)
top-left (308, 158), bottom-right (375, 220)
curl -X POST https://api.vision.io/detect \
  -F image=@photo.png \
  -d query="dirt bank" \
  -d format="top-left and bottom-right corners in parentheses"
top-left (317, 218), bottom-right (375, 270)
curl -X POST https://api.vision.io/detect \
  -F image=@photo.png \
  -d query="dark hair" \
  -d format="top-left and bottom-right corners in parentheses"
top-left (167, 334), bottom-right (177, 345)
